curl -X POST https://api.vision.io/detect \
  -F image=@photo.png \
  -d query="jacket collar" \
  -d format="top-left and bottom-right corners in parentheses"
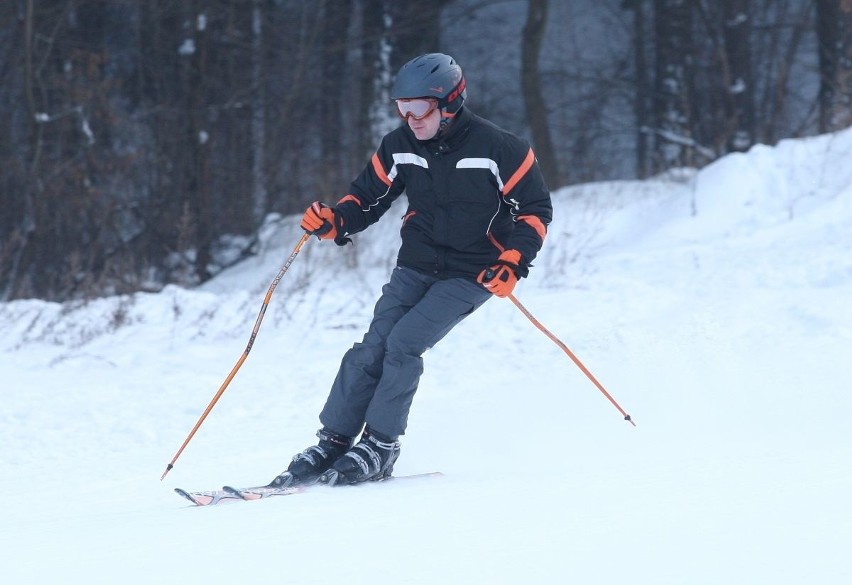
top-left (417, 107), bottom-right (472, 154)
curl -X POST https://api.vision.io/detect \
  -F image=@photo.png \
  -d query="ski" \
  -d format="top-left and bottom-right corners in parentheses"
top-left (174, 487), bottom-right (244, 506)
top-left (222, 484), bottom-right (305, 501)
top-left (175, 471), bottom-right (442, 507)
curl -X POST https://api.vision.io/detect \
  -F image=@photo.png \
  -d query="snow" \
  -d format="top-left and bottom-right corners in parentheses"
top-left (2, 128), bottom-right (852, 584)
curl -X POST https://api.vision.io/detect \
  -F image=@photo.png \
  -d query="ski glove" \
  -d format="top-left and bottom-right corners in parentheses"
top-left (477, 249), bottom-right (522, 298)
top-left (301, 202), bottom-right (338, 240)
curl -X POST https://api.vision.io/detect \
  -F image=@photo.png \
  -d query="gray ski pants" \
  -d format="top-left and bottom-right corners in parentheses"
top-left (319, 266), bottom-right (492, 439)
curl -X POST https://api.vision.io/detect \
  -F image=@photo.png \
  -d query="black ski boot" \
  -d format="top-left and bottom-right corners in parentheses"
top-left (318, 426), bottom-right (401, 486)
top-left (269, 428), bottom-right (352, 487)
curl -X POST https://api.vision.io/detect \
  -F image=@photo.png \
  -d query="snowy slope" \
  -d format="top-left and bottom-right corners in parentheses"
top-left (1, 129), bottom-right (851, 584)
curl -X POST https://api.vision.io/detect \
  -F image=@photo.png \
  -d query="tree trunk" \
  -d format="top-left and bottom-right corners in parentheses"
top-left (251, 0), bottom-right (268, 223)
top-left (624, 0), bottom-right (652, 178)
top-left (358, 0), bottom-right (386, 156)
top-left (386, 0), bottom-right (446, 74)
top-left (4, 0), bottom-right (40, 299)
top-left (816, 0), bottom-right (852, 131)
top-left (319, 0), bottom-right (353, 194)
top-left (521, 0), bottom-right (559, 188)
top-left (838, 0), bottom-right (852, 129)
top-left (653, 0), bottom-right (696, 170)
top-left (189, 5), bottom-right (212, 283)
top-left (723, 0), bottom-right (755, 151)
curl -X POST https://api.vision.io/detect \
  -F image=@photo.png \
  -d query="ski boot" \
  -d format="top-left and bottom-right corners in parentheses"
top-left (318, 426), bottom-right (400, 486)
top-left (269, 428), bottom-right (352, 487)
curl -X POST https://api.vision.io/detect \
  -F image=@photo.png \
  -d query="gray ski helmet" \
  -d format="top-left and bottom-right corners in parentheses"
top-left (390, 53), bottom-right (467, 114)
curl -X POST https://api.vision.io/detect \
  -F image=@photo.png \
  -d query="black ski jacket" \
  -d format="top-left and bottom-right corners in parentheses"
top-left (333, 107), bottom-right (552, 280)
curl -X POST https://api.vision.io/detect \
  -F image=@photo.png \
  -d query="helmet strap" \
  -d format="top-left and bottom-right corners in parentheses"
top-left (437, 109), bottom-right (458, 136)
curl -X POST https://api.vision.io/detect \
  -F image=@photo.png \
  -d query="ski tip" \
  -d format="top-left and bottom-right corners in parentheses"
top-left (174, 487), bottom-right (200, 506)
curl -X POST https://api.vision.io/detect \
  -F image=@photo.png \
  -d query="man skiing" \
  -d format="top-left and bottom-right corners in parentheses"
top-left (274, 53), bottom-right (552, 487)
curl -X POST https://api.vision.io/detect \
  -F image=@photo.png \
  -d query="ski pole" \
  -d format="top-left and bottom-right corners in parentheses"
top-left (161, 232), bottom-right (311, 480)
top-left (507, 293), bottom-right (636, 427)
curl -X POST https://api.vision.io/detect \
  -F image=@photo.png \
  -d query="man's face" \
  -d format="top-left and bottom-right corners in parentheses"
top-left (396, 98), bottom-right (442, 141)
top-left (407, 107), bottom-right (441, 141)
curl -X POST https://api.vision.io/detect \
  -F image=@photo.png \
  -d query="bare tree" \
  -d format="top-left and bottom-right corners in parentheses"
top-left (356, 0), bottom-right (388, 160)
top-left (251, 0), bottom-right (268, 224)
top-left (319, 0), bottom-right (354, 195)
top-left (386, 0), bottom-right (448, 72)
top-left (188, 2), bottom-right (212, 283)
top-left (753, 0), bottom-right (815, 144)
top-left (816, 0), bottom-right (852, 131)
top-left (0, 0), bottom-right (842, 301)
top-left (623, 0), bottom-right (652, 178)
top-left (521, 0), bottom-right (560, 187)
top-left (653, 0), bottom-right (698, 170)
top-left (722, 0), bottom-right (756, 151)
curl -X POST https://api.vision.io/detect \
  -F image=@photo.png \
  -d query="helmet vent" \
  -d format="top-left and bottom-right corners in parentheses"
top-left (430, 65), bottom-right (440, 74)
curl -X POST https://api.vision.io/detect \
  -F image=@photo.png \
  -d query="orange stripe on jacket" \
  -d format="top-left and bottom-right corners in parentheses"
top-left (338, 194), bottom-right (361, 206)
top-left (517, 214), bottom-right (547, 242)
top-left (371, 153), bottom-right (392, 187)
top-left (502, 148), bottom-right (536, 195)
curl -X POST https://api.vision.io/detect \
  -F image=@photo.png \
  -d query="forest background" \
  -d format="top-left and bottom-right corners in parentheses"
top-left (2, 0), bottom-right (851, 302)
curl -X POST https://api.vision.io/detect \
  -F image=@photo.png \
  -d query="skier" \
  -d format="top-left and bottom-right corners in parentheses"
top-left (275, 53), bottom-right (552, 486)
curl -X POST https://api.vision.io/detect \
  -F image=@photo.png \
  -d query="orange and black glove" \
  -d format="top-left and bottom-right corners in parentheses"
top-left (300, 202), bottom-right (337, 240)
top-left (477, 249), bottom-right (522, 298)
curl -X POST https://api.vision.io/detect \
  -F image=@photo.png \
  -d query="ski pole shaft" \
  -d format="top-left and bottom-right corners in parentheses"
top-left (507, 293), bottom-right (636, 426)
top-left (161, 232), bottom-right (311, 480)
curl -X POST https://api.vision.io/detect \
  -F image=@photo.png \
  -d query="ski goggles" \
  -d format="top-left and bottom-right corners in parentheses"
top-left (395, 98), bottom-right (439, 120)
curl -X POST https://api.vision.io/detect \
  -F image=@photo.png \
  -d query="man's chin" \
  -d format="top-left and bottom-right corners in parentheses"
top-left (412, 129), bottom-right (436, 141)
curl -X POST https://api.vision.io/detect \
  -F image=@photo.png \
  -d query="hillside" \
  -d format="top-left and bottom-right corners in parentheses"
top-left (1, 129), bottom-right (851, 584)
